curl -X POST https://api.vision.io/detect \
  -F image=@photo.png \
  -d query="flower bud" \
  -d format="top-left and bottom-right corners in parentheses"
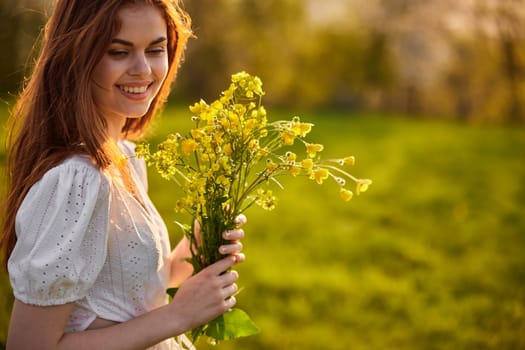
top-left (340, 188), bottom-right (353, 201)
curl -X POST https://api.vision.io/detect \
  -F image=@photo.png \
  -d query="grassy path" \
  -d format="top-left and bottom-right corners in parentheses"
top-left (1, 105), bottom-right (524, 349)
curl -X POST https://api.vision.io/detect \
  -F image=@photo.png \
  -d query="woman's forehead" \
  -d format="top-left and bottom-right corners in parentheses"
top-left (114, 4), bottom-right (167, 42)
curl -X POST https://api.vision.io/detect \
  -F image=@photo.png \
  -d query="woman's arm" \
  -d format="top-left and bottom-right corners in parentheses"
top-left (7, 256), bottom-right (239, 350)
top-left (169, 236), bottom-right (195, 287)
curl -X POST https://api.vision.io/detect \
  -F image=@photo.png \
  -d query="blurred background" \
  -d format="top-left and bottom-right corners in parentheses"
top-left (2, 0), bottom-right (525, 121)
top-left (1, 0), bottom-right (524, 349)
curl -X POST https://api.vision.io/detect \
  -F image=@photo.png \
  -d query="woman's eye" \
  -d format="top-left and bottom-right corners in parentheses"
top-left (147, 47), bottom-right (166, 56)
top-left (108, 50), bottom-right (128, 57)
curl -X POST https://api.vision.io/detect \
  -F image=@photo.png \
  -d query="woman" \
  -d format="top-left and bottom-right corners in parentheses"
top-left (1, 0), bottom-right (245, 349)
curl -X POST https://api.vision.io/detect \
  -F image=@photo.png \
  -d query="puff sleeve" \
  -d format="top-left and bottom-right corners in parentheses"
top-left (8, 158), bottom-right (110, 306)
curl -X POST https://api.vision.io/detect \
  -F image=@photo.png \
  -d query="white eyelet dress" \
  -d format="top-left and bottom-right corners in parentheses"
top-left (8, 141), bottom-right (194, 349)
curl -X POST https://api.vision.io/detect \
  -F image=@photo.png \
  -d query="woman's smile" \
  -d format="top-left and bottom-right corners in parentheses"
top-left (117, 81), bottom-right (154, 100)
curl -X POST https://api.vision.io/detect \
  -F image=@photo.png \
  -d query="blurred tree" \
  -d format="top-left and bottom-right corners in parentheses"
top-left (176, 0), bottom-right (397, 109)
top-left (1, 0), bottom-right (523, 122)
top-left (0, 0), bottom-right (46, 98)
top-left (0, 0), bottom-right (23, 94)
top-left (174, 0), bottom-right (309, 106)
top-left (171, 0), bottom-right (233, 102)
top-left (493, 0), bottom-right (525, 122)
top-left (439, 0), bottom-right (525, 122)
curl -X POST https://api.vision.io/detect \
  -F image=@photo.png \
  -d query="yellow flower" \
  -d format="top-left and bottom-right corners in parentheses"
top-left (280, 130), bottom-right (295, 146)
top-left (285, 151), bottom-right (297, 162)
top-left (288, 165), bottom-right (301, 176)
top-left (306, 143), bottom-right (324, 158)
top-left (233, 104), bottom-right (247, 117)
top-left (257, 147), bottom-right (270, 157)
top-left (248, 139), bottom-right (260, 151)
top-left (300, 123), bottom-right (313, 136)
top-left (213, 132), bottom-right (224, 145)
top-left (290, 120), bottom-right (303, 136)
top-left (191, 129), bottom-right (205, 140)
top-left (175, 199), bottom-right (187, 212)
top-left (290, 118), bottom-right (314, 137)
top-left (189, 99), bottom-right (208, 115)
top-left (181, 138), bottom-right (197, 155)
top-left (220, 156), bottom-right (232, 173)
top-left (228, 111), bottom-right (241, 128)
top-left (220, 117), bottom-right (230, 129)
top-left (310, 168), bottom-right (330, 184)
top-left (223, 143), bottom-right (233, 156)
top-left (266, 159), bottom-right (278, 172)
top-left (340, 188), bottom-right (353, 202)
top-left (256, 189), bottom-right (278, 210)
top-left (245, 118), bottom-right (258, 131)
top-left (301, 159), bottom-right (314, 170)
top-left (211, 163), bottom-right (220, 172)
top-left (211, 100), bottom-right (224, 111)
top-left (135, 143), bottom-right (150, 160)
top-left (343, 156), bottom-right (356, 166)
top-left (221, 86), bottom-right (234, 102)
top-left (215, 175), bottom-right (230, 187)
top-left (356, 179), bottom-right (372, 195)
top-left (258, 106), bottom-right (267, 118)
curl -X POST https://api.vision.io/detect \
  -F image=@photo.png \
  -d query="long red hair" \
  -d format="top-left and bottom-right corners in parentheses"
top-left (1, 0), bottom-right (192, 263)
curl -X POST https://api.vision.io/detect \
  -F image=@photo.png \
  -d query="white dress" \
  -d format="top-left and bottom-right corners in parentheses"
top-left (8, 141), bottom-right (194, 349)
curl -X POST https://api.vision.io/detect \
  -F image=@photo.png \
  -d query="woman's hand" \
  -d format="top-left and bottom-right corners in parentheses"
top-left (168, 214), bottom-right (247, 331)
top-left (168, 256), bottom-right (240, 331)
top-left (170, 214), bottom-right (247, 287)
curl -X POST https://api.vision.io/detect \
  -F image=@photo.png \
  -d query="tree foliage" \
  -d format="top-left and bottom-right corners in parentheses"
top-left (0, 0), bottom-right (46, 97)
top-left (1, 0), bottom-right (524, 122)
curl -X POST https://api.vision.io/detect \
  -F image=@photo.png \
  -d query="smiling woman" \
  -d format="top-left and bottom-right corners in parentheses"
top-left (91, 5), bottom-right (169, 139)
top-left (0, 1), bottom-right (247, 350)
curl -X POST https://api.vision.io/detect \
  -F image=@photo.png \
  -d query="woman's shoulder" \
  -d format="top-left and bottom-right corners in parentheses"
top-left (47, 155), bottom-right (103, 175)
top-left (119, 139), bottom-right (138, 156)
top-left (38, 155), bottom-right (111, 193)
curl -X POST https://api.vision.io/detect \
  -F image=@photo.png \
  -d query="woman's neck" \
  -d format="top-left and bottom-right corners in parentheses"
top-left (105, 114), bottom-right (127, 142)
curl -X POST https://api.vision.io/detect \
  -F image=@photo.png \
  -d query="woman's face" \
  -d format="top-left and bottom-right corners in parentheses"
top-left (91, 4), bottom-right (169, 137)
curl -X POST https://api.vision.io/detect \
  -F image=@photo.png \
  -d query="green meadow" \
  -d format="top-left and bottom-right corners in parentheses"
top-left (1, 105), bottom-right (524, 349)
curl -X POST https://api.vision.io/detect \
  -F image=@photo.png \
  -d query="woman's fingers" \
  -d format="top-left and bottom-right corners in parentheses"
top-left (233, 253), bottom-right (245, 263)
top-left (220, 228), bottom-right (245, 260)
top-left (219, 241), bottom-right (243, 255)
top-left (222, 283), bottom-right (238, 299)
top-left (204, 256), bottom-right (237, 276)
top-left (219, 236), bottom-right (245, 263)
top-left (234, 214), bottom-right (247, 227)
top-left (223, 228), bottom-right (244, 241)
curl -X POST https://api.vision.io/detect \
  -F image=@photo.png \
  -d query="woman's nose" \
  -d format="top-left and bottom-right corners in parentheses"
top-left (129, 54), bottom-right (152, 76)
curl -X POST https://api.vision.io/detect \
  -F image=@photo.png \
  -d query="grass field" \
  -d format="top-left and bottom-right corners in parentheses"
top-left (1, 105), bottom-right (524, 349)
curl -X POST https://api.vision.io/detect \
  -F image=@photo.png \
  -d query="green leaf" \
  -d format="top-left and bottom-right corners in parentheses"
top-left (205, 308), bottom-right (260, 340)
top-left (191, 325), bottom-right (206, 343)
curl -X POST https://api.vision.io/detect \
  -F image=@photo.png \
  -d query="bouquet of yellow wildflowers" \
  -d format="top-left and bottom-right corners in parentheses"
top-left (136, 71), bottom-right (371, 345)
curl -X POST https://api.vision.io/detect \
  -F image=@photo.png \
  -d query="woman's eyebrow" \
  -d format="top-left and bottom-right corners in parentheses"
top-left (111, 37), bottom-right (167, 46)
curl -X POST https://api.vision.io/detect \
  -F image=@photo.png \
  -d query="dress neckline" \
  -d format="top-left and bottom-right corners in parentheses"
top-left (113, 140), bottom-right (152, 216)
